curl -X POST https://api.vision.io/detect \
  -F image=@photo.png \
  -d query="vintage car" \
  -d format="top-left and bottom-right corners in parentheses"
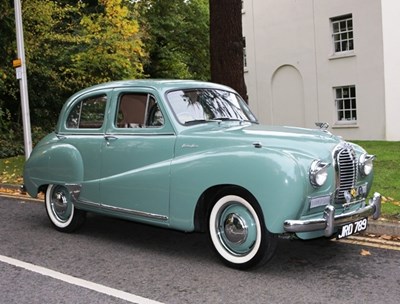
top-left (23, 80), bottom-right (381, 269)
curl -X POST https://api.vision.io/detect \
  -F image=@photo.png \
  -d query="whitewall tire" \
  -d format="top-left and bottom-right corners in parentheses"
top-left (45, 184), bottom-right (85, 232)
top-left (208, 189), bottom-right (276, 269)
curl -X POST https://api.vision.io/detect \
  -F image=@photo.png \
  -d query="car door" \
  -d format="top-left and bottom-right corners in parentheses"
top-left (99, 88), bottom-right (176, 224)
top-left (58, 90), bottom-right (110, 204)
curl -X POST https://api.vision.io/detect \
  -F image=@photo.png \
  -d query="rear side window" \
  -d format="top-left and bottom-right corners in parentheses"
top-left (66, 94), bottom-right (107, 129)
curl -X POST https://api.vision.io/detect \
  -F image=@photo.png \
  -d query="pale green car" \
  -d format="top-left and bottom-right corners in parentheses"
top-left (23, 80), bottom-right (381, 269)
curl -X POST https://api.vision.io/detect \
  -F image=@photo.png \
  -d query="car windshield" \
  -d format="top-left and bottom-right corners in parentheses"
top-left (166, 88), bottom-right (258, 125)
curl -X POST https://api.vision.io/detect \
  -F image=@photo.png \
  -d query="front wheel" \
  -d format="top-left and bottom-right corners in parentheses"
top-left (208, 190), bottom-right (276, 269)
top-left (45, 184), bottom-right (86, 232)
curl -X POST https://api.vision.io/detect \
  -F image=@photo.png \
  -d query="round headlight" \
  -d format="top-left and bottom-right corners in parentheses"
top-left (309, 160), bottom-right (330, 188)
top-left (359, 153), bottom-right (374, 176)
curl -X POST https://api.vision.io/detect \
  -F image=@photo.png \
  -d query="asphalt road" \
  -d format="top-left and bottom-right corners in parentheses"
top-left (1, 196), bottom-right (400, 304)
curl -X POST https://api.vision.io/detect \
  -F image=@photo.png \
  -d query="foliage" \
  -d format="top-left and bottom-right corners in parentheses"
top-left (0, 136), bottom-right (24, 159)
top-left (0, 0), bottom-right (147, 152)
top-left (0, 0), bottom-right (19, 129)
top-left (353, 141), bottom-right (400, 220)
top-left (0, 0), bottom-right (211, 158)
top-left (63, 0), bottom-right (146, 88)
top-left (136, 0), bottom-right (210, 80)
top-left (0, 107), bottom-right (23, 158)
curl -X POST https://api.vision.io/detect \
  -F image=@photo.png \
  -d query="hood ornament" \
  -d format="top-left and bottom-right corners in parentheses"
top-left (315, 122), bottom-right (329, 130)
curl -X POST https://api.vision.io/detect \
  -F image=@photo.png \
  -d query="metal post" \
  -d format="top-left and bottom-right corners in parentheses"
top-left (14, 0), bottom-right (32, 159)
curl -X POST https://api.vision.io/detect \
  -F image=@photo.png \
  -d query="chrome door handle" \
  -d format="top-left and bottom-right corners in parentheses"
top-left (104, 135), bottom-right (118, 145)
top-left (56, 134), bottom-right (67, 140)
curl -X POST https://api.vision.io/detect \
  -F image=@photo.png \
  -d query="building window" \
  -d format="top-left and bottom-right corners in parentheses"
top-left (331, 14), bottom-right (353, 53)
top-left (335, 86), bottom-right (357, 123)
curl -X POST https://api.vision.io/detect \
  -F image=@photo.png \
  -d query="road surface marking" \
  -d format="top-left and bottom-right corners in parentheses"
top-left (333, 235), bottom-right (400, 251)
top-left (0, 254), bottom-right (163, 304)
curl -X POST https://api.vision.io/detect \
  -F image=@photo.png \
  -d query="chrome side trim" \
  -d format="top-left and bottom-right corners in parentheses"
top-left (77, 199), bottom-right (100, 208)
top-left (284, 192), bottom-right (381, 237)
top-left (62, 184), bottom-right (168, 221)
top-left (104, 132), bottom-right (175, 136)
top-left (101, 203), bottom-right (169, 221)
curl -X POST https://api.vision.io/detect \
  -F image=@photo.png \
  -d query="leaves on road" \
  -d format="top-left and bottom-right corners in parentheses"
top-left (360, 249), bottom-right (371, 256)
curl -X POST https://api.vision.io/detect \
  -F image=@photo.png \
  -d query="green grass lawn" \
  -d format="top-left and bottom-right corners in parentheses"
top-left (353, 141), bottom-right (400, 220)
top-left (0, 155), bottom-right (24, 185)
top-left (1, 141), bottom-right (399, 219)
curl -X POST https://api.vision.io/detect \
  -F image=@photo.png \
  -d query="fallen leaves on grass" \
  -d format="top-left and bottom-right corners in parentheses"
top-left (381, 196), bottom-right (400, 206)
top-left (0, 187), bottom-right (44, 200)
top-left (0, 187), bottom-right (21, 195)
top-left (0, 171), bottom-right (23, 184)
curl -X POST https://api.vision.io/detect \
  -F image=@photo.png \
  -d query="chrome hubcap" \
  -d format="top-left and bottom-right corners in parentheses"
top-left (224, 213), bottom-right (248, 244)
top-left (215, 201), bottom-right (258, 257)
top-left (51, 187), bottom-right (71, 222)
top-left (54, 192), bottom-right (67, 213)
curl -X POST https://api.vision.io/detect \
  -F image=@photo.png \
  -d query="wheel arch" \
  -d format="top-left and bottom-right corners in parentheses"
top-left (169, 145), bottom-right (308, 233)
top-left (194, 184), bottom-right (262, 233)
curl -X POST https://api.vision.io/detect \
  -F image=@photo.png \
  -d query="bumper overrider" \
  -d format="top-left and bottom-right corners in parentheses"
top-left (283, 192), bottom-right (381, 237)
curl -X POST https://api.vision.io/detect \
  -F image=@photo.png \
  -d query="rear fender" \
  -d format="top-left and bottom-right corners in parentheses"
top-left (23, 143), bottom-right (84, 197)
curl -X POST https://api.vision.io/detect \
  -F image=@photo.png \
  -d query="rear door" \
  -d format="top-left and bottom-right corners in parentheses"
top-left (58, 90), bottom-right (110, 204)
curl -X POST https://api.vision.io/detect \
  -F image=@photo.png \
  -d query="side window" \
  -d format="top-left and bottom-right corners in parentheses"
top-left (66, 94), bottom-right (107, 129)
top-left (115, 93), bottom-right (164, 128)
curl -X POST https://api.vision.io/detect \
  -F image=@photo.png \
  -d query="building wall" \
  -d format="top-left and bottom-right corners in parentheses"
top-left (243, 0), bottom-right (398, 140)
top-left (381, 1), bottom-right (400, 141)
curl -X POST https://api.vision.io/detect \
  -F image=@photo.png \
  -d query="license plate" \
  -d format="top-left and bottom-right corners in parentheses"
top-left (337, 218), bottom-right (368, 239)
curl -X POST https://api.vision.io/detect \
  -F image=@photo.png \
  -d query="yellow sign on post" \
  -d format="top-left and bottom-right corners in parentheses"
top-left (13, 58), bottom-right (22, 68)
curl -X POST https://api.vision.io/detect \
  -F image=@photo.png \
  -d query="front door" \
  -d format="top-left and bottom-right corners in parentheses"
top-left (100, 89), bottom-right (176, 224)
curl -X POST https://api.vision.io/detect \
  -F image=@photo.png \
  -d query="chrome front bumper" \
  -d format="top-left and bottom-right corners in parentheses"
top-left (283, 192), bottom-right (381, 237)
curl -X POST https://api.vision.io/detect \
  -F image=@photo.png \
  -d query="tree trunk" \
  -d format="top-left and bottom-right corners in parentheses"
top-left (209, 0), bottom-right (247, 101)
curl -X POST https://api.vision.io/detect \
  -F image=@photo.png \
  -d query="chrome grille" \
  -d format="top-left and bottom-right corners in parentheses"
top-left (336, 147), bottom-right (357, 202)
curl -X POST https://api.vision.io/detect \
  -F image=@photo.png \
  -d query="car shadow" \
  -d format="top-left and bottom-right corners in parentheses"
top-left (76, 213), bottom-right (361, 274)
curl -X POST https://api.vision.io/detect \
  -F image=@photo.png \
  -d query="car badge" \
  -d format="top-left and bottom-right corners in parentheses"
top-left (344, 191), bottom-right (352, 204)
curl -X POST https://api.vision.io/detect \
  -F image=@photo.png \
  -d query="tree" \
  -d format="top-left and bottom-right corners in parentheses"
top-left (209, 0), bottom-right (247, 100)
top-left (0, 0), bottom-right (147, 133)
top-left (63, 0), bottom-right (146, 88)
top-left (0, 0), bottom-right (19, 129)
top-left (0, 0), bottom-right (214, 154)
top-left (136, 0), bottom-right (210, 80)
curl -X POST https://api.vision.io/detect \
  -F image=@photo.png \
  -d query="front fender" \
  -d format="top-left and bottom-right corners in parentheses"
top-left (169, 145), bottom-right (307, 233)
top-left (23, 143), bottom-right (84, 197)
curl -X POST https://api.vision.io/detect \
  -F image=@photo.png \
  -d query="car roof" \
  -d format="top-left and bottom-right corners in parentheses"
top-left (72, 79), bottom-right (236, 97)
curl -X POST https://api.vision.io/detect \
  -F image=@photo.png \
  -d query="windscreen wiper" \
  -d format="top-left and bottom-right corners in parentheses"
top-left (184, 119), bottom-right (221, 125)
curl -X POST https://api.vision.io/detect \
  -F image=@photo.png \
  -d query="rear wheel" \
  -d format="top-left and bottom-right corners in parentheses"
top-left (208, 189), bottom-right (276, 269)
top-left (45, 184), bottom-right (86, 232)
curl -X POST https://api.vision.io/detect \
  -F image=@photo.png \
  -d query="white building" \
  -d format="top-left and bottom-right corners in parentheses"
top-left (242, 0), bottom-right (400, 140)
